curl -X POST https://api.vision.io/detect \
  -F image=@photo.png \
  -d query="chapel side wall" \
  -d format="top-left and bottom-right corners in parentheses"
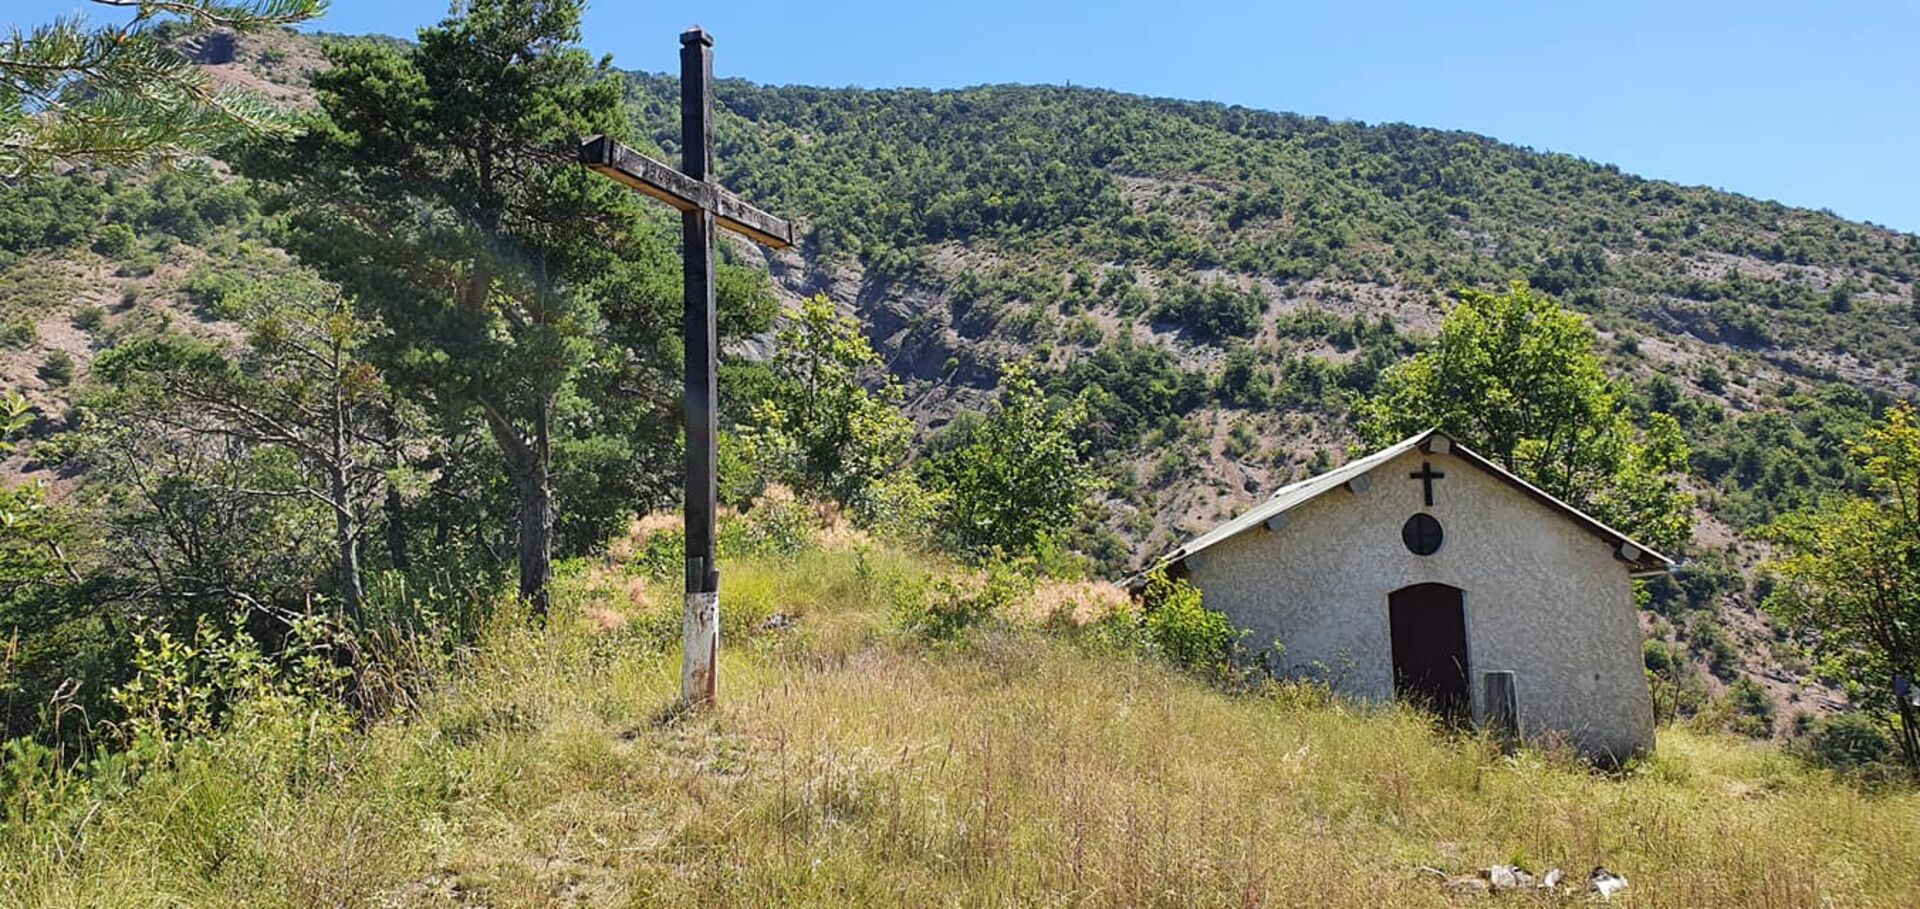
top-left (1184, 447), bottom-right (1655, 758)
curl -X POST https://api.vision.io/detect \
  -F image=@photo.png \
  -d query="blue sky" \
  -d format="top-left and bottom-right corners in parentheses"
top-left (22, 0), bottom-right (1920, 232)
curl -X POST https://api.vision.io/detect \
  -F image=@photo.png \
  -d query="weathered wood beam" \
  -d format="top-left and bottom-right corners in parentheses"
top-left (579, 135), bottom-right (795, 249)
top-left (712, 191), bottom-right (796, 249)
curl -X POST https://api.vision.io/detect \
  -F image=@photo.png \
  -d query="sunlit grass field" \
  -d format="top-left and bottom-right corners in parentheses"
top-left (5, 538), bottom-right (1919, 907)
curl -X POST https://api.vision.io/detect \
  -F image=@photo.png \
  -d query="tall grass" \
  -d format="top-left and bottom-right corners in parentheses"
top-left (2, 538), bottom-right (1917, 907)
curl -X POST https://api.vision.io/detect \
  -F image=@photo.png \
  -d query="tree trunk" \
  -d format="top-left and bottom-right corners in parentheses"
top-left (1897, 677), bottom-right (1920, 770)
top-left (482, 395), bottom-right (555, 617)
top-left (512, 401), bottom-right (554, 616)
top-left (328, 367), bottom-right (365, 628)
top-left (331, 463), bottom-right (365, 628)
top-left (514, 452), bottom-right (553, 616)
top-left (384, 483), bottom-right (410, 572)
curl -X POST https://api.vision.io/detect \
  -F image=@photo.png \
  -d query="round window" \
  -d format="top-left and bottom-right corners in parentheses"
top-left (1402, 512), bottom-right (1443, 556)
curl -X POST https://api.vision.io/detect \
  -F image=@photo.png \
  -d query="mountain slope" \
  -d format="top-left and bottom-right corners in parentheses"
top-left (609, 73), bottom-right (1917, 648)
top-left (5, 27), bottom-right (1914, 726)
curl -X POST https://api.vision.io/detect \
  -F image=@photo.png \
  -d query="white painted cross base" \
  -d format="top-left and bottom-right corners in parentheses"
top-left (682, 591), bottom-right (719, 704)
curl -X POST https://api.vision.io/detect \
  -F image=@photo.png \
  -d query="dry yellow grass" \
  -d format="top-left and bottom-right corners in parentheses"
top-left (4, 543), bottom-right (1918, 907)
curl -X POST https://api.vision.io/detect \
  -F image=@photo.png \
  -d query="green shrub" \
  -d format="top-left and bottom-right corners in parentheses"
top-left (1139, 567), bottom-right (1240, 675)
top-left (1722, 677), bottom-right (1775, 739)
top-left (633, 526), bottom-right (686, 582)
top-left (631, 498), bottom-right (819, 584)
top-left (1793, 712), bottom-right (1898, 772)
top-left (90, 223), bottom-right (137, 257)
top-left (71, 305), bottom-right (106, 331)
top-left (110, 612), bottom-right (350, 756)
top-left (1689, 619), bottom-right (1740, 680)
top-left (894, 562), bottom-right (1023, 643)
top-left (851, 473), bottom-right (946, 545)
top-left (37, 350), bottom-right (74, 386)
top-left (0, 316), bottom-right (36, 348)
top-left (719, 494), bottom-right (816, 559)
top-left (179, 264), bottom-right (240, 313)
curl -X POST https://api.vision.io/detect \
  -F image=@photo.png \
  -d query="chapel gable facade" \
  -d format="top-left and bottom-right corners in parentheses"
top-left (1152, 429), bottom-right (1669, 760)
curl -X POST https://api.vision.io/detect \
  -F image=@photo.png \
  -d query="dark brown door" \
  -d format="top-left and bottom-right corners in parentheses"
top-left (1389, 583), bottom-right (1470, 721)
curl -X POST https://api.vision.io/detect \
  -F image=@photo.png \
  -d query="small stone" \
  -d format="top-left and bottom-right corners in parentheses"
top-left (1485, 865), bottom-right (1534, 891)
top-left (1590, 866), bottom-right (1629, 900)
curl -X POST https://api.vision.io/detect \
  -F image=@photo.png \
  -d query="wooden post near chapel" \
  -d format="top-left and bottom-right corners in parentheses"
top-left (1483, 670), bottom-right (1519, 753)
top-left (580, 27), bottom-right (794, 706)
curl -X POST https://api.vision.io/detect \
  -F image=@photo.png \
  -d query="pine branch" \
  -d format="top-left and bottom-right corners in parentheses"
top-left (0, 0), bottom-right (326, 175)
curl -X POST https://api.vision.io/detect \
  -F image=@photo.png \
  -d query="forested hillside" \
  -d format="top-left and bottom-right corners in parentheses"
top-left (615, 71), bottom-right (1918, 554)
top-left (3, 25), bottom-right (1916, 735)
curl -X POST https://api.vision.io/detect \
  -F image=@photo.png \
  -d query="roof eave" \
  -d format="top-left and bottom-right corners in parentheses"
top-left (1129, 428), bottom-right (1678, 583)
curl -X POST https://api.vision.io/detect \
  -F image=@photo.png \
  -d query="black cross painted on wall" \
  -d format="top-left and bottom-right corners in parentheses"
top-left (1410, 461), bottom-right (1446, 506)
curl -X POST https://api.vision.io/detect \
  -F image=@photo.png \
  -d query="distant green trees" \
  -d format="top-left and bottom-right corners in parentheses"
top-left (742, 295), bottom-right (911, 508)
top-left (925, 361), bottom-right (1098, 559)
top-left (1151, 279), bottom-right (1266, 343)
top-left (1361, 281), bottom-right (1693, 555)
top-left (0, 0), bottom-right (325, 175)
top-left (737, 306), bottom-right (1098, 561)
top-left (1048, 336), bottom-right (1206, 451)
top-left (1765, 405), bottom-right (1920, 769)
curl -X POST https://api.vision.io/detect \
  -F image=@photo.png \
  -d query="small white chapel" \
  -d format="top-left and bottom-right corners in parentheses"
top-left (1149, 428), bottom-right (1670, 760)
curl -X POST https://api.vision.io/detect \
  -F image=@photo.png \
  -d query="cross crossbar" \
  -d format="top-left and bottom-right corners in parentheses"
top-left (580, 134), bottom-right (795, 249)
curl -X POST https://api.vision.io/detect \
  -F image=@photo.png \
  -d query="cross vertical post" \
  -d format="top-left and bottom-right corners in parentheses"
top-left (678, 27), bottom-right (720, 706)
top-left (1410, 461), bottom-right (1445, 507)
top-left (579, 27), bottom-right (794, 709)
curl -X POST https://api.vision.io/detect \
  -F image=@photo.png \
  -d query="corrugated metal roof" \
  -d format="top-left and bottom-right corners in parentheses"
top-left (1143, 428), bottom-right (1675, 580)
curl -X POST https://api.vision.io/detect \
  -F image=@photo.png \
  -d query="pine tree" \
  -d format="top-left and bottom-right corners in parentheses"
top-left (244, 0), bottom-right (769, 611)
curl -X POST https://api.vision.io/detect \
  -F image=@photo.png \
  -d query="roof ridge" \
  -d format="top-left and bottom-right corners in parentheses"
top-left (1135, 429), bottom-right (1673, 583)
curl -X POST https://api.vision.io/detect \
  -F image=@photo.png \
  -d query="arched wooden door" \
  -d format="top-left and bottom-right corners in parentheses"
top-left (1388, 583), bottom-right (1470, 721)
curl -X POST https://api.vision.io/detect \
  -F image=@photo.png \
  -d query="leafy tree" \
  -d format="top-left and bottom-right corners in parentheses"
top-left (743, 294), bottom-right (911, 507)
top-left (1764, 405), bottom-right (1920, 768)
top-left (1360, 281), bottom-right (1693, 554)
top-left (89, 276), bottom-right (391, 627)
top-left (927, 360), bottom-right (1097, 558)
top-left (0, 0), bottom-right (325, 175)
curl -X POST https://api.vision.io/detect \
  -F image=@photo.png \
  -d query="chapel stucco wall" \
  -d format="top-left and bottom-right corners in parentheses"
top-left (1183, 447), bottom-right (1655, 760)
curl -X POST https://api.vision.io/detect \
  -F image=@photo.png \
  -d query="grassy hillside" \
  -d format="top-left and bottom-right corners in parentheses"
top-left (4, 527), bottom-right (1917, 907)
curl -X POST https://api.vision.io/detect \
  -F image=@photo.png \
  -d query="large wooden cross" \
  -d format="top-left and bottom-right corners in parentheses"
top-left (580, 26), bottom-right (793, 706)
